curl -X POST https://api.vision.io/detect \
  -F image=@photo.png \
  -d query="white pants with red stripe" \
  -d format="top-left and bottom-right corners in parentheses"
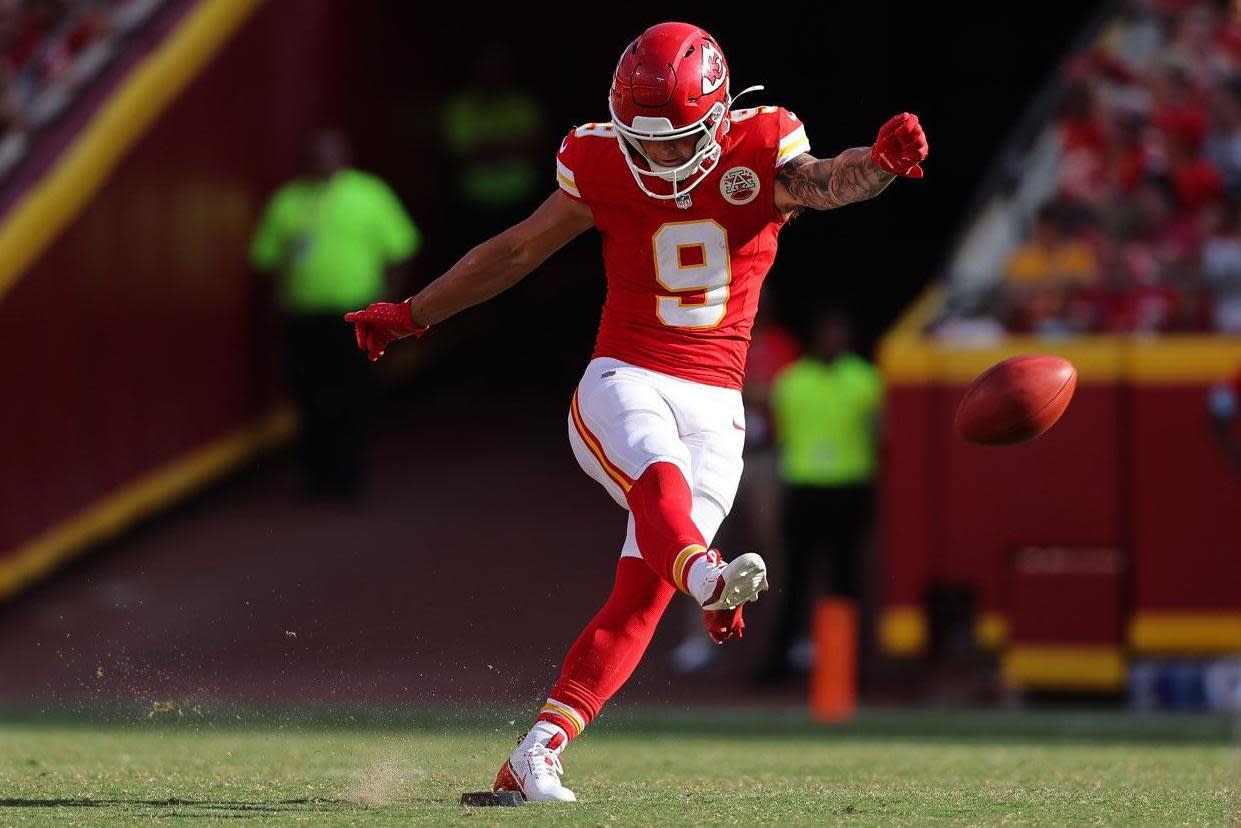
top-left (567, 357), bottom-right (746, 559)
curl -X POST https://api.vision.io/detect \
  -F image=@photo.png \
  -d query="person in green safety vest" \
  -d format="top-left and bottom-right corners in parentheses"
top-left (251, 128), bottom-right (421, 501)
top-left (760, 310), bottom-right (882, 681)
top-left (440, 50), bottom-right (545, 240)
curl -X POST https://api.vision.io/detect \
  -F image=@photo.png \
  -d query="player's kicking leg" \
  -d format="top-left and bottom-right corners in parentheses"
top-left (492, 358), bottom-right (765, 802)
top-left (624, 459), bottom-right (768, 638)
top-left (493, 554), bottom-right (673, 801)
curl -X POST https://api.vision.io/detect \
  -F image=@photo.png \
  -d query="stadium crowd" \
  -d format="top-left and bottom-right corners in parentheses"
top-left (0, 0), bottom-right (160, 177)
top-left (999, 0), bottom-right (1241, 335)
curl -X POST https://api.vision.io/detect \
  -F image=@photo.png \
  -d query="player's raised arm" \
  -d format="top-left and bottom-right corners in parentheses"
top-left (774, 113), bottom-right (928, 215)
top-left (344, 189), bottom-right (595, 361)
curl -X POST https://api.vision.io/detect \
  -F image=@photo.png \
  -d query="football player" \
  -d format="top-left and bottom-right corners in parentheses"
top-left (345, 21), bottom-right (928, 802)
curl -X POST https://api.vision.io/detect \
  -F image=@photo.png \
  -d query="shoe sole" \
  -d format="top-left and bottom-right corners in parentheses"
top-left (708, 552), bottom-right (769, 610)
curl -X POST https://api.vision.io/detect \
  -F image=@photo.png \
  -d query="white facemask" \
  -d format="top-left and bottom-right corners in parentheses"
top-left (610, 85), bottom-right (764, 200)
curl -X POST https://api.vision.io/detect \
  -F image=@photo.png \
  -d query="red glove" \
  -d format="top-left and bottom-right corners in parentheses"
top-left (870, 112), bottom-right (928, 179)
top-left (343, 299), bottom-right (428, 362)
top-left (703, 606), bottom-right (745, 645)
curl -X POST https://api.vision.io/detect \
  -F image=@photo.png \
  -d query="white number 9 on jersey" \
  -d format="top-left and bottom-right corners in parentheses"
top-left (652, 220), bottom-right (732, 329)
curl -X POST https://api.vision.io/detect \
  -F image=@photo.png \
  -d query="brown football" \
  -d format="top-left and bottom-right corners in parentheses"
top-left (955, 355), bottom-right (1078, 445)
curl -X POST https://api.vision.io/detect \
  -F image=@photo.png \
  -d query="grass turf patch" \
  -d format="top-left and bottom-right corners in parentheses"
top-left (0, 707), bottom-right (1235, 825)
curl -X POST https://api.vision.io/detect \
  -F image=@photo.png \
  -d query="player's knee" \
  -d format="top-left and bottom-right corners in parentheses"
top-left (637, 459), bottom-right (692, 490)
top-left (626, 460), bottom-right (693, 512)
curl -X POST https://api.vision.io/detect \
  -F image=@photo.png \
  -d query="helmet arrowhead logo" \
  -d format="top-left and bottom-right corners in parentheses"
top-left (701, 41), bottom-right (725, 95)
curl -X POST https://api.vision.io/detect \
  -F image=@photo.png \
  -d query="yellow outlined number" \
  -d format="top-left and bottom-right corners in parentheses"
top-left (652, 220), bottom-right (731, 329)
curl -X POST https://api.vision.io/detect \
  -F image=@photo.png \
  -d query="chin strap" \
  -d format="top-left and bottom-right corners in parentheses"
top-left (729, 84), bottom-right (766, 109)
top-left (721, 85), bottom-right (765, 139)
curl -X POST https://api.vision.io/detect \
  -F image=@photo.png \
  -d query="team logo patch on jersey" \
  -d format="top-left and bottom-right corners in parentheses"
top-left (720, 166), bottom-right (760, 205)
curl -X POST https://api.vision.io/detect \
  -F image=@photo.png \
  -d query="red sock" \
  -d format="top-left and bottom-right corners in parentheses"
top-left (625, 461), bottom-right (709, 595)
top-left (537, 557), bottom-right (674, 741)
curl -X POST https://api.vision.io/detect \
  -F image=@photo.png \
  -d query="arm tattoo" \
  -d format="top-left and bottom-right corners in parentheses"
top-left (776, 148), bottom-right (895, 213)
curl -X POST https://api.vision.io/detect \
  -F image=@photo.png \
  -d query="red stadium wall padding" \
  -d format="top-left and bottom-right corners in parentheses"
top-left (0, 0), bottom-right (352, 570)
top-left (1007, 547), bottom-right (1123, 646)
top-left (939, 384), bottom-right (1124, 620)
top-left (878, 385), bottom-right (939, 611)
top-left (1129, 385), bottom-right (1241, 611)
top-left (880, 339), bottom-right (1241, 665)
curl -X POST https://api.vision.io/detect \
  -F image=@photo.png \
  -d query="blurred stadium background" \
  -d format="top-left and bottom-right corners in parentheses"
top-left (0, 0), bottom-right (1238, 822)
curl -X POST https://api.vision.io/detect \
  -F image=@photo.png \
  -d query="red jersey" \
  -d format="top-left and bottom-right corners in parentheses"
top-left (556, 106), bottom-right (811, 389)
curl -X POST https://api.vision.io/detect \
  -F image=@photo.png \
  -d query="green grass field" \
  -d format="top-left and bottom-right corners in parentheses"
top-left (0, 707), bottom-right (1235, 825)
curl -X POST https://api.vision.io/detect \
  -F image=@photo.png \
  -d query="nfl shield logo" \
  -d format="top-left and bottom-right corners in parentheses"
top-left (675, 193), bottom-right (693, 210)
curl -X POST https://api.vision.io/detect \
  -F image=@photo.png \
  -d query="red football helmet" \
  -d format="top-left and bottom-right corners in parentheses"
top-left (609, 22), bottom-right (762, 200)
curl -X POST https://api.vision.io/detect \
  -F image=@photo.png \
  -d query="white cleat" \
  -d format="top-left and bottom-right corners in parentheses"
top-left (493, 744), bottom-right (577, 803)
top-left (701, 551), bottom-right (769, 611)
